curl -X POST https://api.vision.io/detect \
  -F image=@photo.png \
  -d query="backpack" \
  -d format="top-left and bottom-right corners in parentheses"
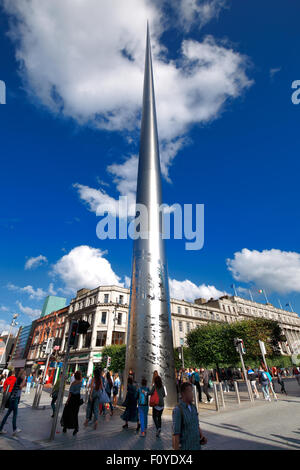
top-left (138, 388), bottom-right (148, 406)
top-left (261, 372), bottom-right (268, 382)
top-left (149, 388), bottom-right (160, 407)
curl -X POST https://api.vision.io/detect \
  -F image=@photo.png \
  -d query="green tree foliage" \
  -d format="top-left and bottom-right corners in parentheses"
top-left (186, 318), bottom-right (286, 368)
top-left (99, 344), bottom-right (126, 372)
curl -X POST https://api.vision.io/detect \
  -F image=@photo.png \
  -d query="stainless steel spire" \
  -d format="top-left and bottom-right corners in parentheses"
top-left (124, 23), bottom-right (177, 407)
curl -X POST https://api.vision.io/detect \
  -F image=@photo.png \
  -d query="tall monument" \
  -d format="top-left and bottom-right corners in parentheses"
top-left (124, 23), bottom-right (177, 407)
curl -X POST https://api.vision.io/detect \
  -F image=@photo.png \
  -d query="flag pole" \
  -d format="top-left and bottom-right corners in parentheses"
top-left (263, 288), bottom-right (269, 303)
top-left (289, 301), bottom-right (294, 313)
top-left (248, 289), bottom-right (253, 302)
top-left (232, 284), bottom-right (238, 297)
top-left (278, 299), bottom-right (283, 309)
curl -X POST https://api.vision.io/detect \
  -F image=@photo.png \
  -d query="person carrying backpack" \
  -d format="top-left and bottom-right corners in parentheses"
top-left (172, 382), bottom-right (207, 450)
top-left (259, 367), bottom-right (271, 401)
top-left (137, 378), bottom-right (150, 437)
top-left (149, 375), bottom-right (166, 438)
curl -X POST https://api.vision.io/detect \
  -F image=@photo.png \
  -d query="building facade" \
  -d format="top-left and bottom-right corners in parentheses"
top-left (26, 306), bottom-right (69, 377)
top-left (55, 286), bottom-right (300, 376)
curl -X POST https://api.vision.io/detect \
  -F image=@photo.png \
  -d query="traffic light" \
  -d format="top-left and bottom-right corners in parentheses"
top-left (234, 338), bottom-right (246, 354)
top-left (69, 321), bottom-right (78, 346)
top-left (77, 320), bottom-right (90, 334)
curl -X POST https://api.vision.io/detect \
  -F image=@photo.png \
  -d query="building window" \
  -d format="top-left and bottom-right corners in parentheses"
top-left (96, 331), bottom-right (107, 347)
top-left (117, 312), bottom-right (122, 325)
top-left (185, 308), bottom-right (189, 315)
top-left (101, 312), bottom-right (107, 324)
top-left (112, 331), bottom-right (125, 345)
top-left (119, 295), bottom-right (124, 304)
top-left (104, 294), bottom-right (109, 303)
top-left (179, 321), bottom-right (183, 332)
top-left (83, 332), bottom-right (92, 348)
top-left (177, 306), bottom-right (181, 314)
top-left (180, 338), bottom-right (184, 346)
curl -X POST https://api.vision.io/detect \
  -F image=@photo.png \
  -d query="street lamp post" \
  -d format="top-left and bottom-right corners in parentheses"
top-left (0, 314), bottom-right (18, 367)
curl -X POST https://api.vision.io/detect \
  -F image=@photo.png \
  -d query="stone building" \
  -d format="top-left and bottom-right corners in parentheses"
top-left (58, 286), bottom-right (300, 376)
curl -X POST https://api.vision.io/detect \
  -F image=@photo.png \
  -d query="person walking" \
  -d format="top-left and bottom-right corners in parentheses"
top-left (151, 370), bottom-right (159, 386)
top-left (0, 369), bottom-right (26, 436)
top-left (60, 371), bottom-right (83, 435)
top-left (121, 376), bottom-right (139, 431)
top-left (293, 366), bottom-right (300, 386)
top-left (25, 374), bottom-right (33, 394)
top-left (104, 371), bottom-right (113, 416)
top-left (201, 368), bottom-right (214, 404)
top-left (247, 366), bottom-right (259, 399)
top-left (84, 368), bottom-right (103, 430)
top-left (149, 375), bottom-right (166, 438)
top-left (191, 369), bottom-right (202, 402)
top-left (277, 368), bottom-right (287, 395)
top-left (137, 378), bottom-right (150, 437)
top-left (0, 371), bottom-right (16, 411)
top-left (50, 376), bottom-right (61, 417)
top-left (172, 382), bottom-right (207, 450)
top-left (113, 373), bottom-right (121, 407)
top-left (259, 367), bottom-right (271, 401)
top-left (220, 368), bottom-right (230, 393)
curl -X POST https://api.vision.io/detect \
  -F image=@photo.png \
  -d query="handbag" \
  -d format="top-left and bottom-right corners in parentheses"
top-left (98, 388), bottom-right (110, 404)
top-left (149, 388), bottom-right (159, 407)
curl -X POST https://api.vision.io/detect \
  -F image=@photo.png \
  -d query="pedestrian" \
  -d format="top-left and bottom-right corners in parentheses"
top-left (0, 369), bottom-right (26, 436)
top-left (277, 368), bottom-right (287, 395)
top-left (151, 370), bottom-right (159, 386)
top-left (26, 374), bottom-right (33, 394)
top-left (121, 376), bottom-right (139, 431)
top-left (201, 368), bottom-right (214, 404)
top-left (113, 373), bottom-right (121, 407)
top-left (104, 371), bottom-right (113, 416)
top-left (84, 368), bottom-right (103, 430)
top-left (137, 378), bottom-right (150, 437)
top-left (293, 366), bottom-right (300, 386)
top-left (220, 368), bottom-right (230, 393)
top-left (247, 366), bottom-right (259, 399)
top-left (149, 375), bottom-right (166, 438)
top-left (191, 368), bottom-right (202, 402)
top-left (258, 367), bottom-right (271, 401)
top-left (60, 370), bottom-right (83, 435)
top-left (172, 382), bottom-right (207, 450)
top-left (50, 377), bottom-right (61, 417)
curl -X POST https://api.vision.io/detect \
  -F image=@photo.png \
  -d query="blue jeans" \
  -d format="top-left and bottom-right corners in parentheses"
top-left (261, 383), bottom-right (270, 399)
top-left (86, 396), bottom-right (100, 422)
top-left (138, 405), bottom-right (148, 432)
top-left (0, 397), bottom-right (19, 432)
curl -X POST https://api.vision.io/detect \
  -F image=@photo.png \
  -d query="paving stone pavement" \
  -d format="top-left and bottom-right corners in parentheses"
top-left (0, 377), bottom-right (299, 450)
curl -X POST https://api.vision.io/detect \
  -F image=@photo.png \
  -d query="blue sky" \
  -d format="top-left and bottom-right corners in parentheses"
top-left (1, 0), bottom-right (300, 332)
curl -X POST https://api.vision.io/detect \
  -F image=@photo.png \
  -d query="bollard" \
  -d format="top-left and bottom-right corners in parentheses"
top-left (213, 383), bottom-right (220, 411)
top-left (219, 382), bottom-right (225, 408)
top-left (234, 380), bottom-right (240, 404)
top-left (246, 379), bottom-right (254, 403)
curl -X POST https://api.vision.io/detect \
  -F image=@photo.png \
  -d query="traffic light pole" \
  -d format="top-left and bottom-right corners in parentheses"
top-left (237, 343), bottom-right (254, 402)
top-left (49, 321), bottom-right (75, 441)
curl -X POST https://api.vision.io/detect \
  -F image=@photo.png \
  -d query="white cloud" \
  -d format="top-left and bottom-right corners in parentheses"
top-left (169, 278), bottom-right (226, 302)
top-left (227, 248), bottom-right (300, 294)
top-left (51, 245), bottom-right (123, 294)
top-left (124, 276), bottom-right (131, 288)
top-left (0, 306), bottom-right (9, 312)
top-left (4, 0), bottom-right (252, 210)
top-left (176, 0), bottom-right (227, 32)
top-left (0, 319), bottom-right (19, 336)
top-left (25, 255), bottom-right (48, 270)
top-left (16, 301), bottom-right (41, 319)
top-left (6, 282), bottom-right (55, 300)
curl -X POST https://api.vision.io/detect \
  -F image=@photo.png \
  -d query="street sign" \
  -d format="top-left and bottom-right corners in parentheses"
top-left (259, 340), bottom-right (266, 356)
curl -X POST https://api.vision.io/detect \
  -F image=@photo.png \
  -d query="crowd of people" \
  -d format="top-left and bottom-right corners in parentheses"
top-left (0, 363), bottom-right (299, 449)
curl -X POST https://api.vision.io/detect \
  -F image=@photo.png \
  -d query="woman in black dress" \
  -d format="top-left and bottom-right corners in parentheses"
top-left (61, 371), bottom-right (82, 435)
top-left (121, 376), bottom-right (139, 431)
